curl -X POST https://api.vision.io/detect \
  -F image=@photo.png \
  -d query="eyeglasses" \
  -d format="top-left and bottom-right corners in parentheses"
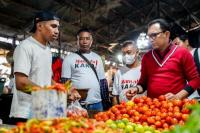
top-left (147, 31), bottom-right (165, 40)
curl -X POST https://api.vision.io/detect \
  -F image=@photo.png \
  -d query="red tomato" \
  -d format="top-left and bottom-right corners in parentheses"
top-left (182, 114), bottom-right (189, 121)
top-left (161, 108), bottom-right (168, 113)
top-left (171, 118), bottom-right (178, 125)
top-left (147, 117), bottom-right (155, 124)
top-left (140, 115), bottom-right (147, 122)
top-left (168, 102), bottom-right (174, 107)
top-left (173, 99), bottom-right (183, 107)
top-left (116, 114), bottom-right (122, 120)
top-left (179, 120), bottom-right (185, 126)
top-left (160, 112), bottom-right (167, 119)
top-left (127, 109), bottom-right (135, 116)
top-left (115, 110), bottom-right (121, 115)
top-left (168, 112), bottom-right (173, 117)
top-left (111, 107), bottom-right (118, 113)
top-left (174, 112), bottom-right (182, 120)
top-left (134, 116), bottom-right (140, 122)
top-left (144, 110), bottom-right (152, 117)
top-left (155, 115), bottom-right (161, 121)
top-left (158, 95), bottom-right (166, 101)
top-left (163, 123), bottom-right (169, 129)
top-left (166, 116), bottom-right (172, 124)
top-left (190, 99), bottom-right (197, 104)
top-left (134, 98), bottom-right (140, 104)
top-left (122, 114), bottom-right (129, 118)
top-left (155, 121), bottom-right (162, 128)
top-left (120, 108), bottom-right (127, 114)
top-left (181, 108), bottom-right (190, 114)
top-left (134, 111), bottom-right (140, 116)
top-left (173, 106), bottom-right (180, 112)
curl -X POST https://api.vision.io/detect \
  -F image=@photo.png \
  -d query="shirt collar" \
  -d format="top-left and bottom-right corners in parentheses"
top-left (30, 36), bottom-right (50, 49)
top-left (154, 42), bottom-right (173, 59)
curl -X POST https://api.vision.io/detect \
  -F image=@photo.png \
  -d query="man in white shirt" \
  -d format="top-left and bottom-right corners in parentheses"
top-left (9, 11), bottom-right (60, 124)
top-left (61, 28), bottom-right (111, 111)
top-left (112, 41), bottom-right (145, 104)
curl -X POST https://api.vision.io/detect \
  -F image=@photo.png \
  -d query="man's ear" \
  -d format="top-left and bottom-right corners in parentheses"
top-left (165, 31), bottom-right (170, 38)
top-left (36, 22), bottom-right (43, 31)
top-left (185, 39), bottom-right (189, 47)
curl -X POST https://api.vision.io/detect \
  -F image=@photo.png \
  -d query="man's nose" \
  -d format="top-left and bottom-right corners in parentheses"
top-left (55, 28), bottom-right (59, 34)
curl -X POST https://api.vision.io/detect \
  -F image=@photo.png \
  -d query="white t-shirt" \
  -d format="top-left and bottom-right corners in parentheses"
top-left (112, 65), bottom-right (143, 101)
top-left (188, 48), bottom-right (200, 99)
top-left (62, 52), bottom-right (105, 104)
top-left (10, 36), bottom-right (52, 119)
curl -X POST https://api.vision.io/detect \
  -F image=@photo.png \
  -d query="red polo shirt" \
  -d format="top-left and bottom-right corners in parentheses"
top-left (138, 43), bottom-right (200, 98)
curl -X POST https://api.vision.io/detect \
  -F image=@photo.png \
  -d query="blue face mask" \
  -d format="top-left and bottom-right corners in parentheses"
top-left (122, 54), bottom-right (136, 65)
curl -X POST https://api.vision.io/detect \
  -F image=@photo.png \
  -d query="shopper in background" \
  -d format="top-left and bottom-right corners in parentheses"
top-left (173, 34), bottom-right (200, 98)
top-left (3, 51), bottom-right (14, 94)
top-left (126, 18), bottom-right (200, 100)
top-left (112, 41), bottom-right (145, 104)
top-left (9, 11), bottom-right (60, 123)
top-left (61, 28), bottom-right (111, 111)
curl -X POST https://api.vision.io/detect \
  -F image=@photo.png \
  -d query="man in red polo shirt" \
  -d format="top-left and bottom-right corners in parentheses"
top-left (126, 18), bottom-right (200, 100)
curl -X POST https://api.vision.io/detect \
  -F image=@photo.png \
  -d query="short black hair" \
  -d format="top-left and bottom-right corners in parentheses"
top-left (77, 28), bottom-right (93, 36)
top-left (178, 34), bottom-right (188, 42)
top-left (148, 18), bottom-right (171, 32)
top-left (121, 40), bottom-right (138, 49)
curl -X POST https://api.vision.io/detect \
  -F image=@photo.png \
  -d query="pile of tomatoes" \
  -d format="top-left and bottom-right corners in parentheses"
top-left (94, 95), bottom-right (197, 131)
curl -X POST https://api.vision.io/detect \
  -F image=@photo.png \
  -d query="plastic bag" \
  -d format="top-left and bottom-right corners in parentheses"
top-left (66, 100), bottom-right (88, 118)
top-left (32, 89), bottom-right (67, 119)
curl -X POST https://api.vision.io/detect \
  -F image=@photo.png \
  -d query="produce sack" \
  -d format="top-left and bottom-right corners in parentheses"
top-left (32, 89), bottom-right (66, 119)
top-left (31, 82), bottom-right (71, 119)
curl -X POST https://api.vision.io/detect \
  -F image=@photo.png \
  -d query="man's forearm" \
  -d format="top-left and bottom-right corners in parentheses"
top-left (15, 73), bottom-right (40, 94)
top-left (51, 79), bottom-right (56, 85)
top-left (175, 90), bottom-right (189, 100)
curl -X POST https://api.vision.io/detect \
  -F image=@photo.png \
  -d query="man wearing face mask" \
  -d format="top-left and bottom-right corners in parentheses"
top-left (112, 41), bottom-right (145, 104)
top-left (61, 28), bottom-right (111, 111)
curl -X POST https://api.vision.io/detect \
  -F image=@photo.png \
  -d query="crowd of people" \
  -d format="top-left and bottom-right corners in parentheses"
top-left (0, 11), bottom-right (199, 124)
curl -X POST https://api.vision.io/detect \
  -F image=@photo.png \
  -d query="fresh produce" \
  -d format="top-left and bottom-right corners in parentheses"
top-left (95, 96), bottom-right (197, 131)
top-left (165, 103), bottom-right (200, 133)
top-left (105, 118), bottom-right (161, 133)
top-left (31, 80), bottom-right (72, 92)
top-left (0, 118), bottom-right (123, 133)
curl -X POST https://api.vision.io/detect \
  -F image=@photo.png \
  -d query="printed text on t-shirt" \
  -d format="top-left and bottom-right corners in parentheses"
top-left (75, 59), bottom-right (98, 68)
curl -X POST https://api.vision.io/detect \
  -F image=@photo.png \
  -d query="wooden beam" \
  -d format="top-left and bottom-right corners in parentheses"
top-left (70, 0), bottom-right (122, 24)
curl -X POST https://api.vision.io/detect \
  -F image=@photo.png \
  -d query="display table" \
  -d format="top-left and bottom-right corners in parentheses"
top-left (0, 124), bottom-right (15, 129)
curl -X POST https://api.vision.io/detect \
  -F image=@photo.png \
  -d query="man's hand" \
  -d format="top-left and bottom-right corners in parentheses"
top-left (165, 90), bottom-right (189, 100)
top-left (165, 93), bottom-right (176, 100)
top-left (125, 87), bottom-right (138, 100)
top-left (68, 89), bottom-right (81, 101)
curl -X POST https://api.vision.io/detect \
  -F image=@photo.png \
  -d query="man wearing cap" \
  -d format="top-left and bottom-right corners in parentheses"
top-left (9, 11), bottom-right (60, 123)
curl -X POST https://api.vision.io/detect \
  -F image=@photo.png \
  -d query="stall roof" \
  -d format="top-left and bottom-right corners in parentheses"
top-left (0, 0), bottom-right (200, 55)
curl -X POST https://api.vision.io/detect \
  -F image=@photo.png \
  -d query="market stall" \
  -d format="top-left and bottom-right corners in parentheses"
top-left (0, 92), bottom-right (199, 133)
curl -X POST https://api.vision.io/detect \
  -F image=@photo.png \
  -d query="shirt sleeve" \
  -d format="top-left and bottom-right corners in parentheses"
top-left (138, 54), bottom-right (148, 91)
top-left (97, 56), bottom-right (105, 80)
top-left (14, 45), bottom-right (31, 76)
top-left (182, 50), bottom-right (200, 92)
top-left (61, 55), bottom-right (72, 78)
top-left (112, 71), bottom-right (121, 95)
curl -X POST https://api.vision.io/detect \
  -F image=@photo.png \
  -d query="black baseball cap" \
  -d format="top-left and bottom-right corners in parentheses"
top-left (30, 11), bottom-right (60, 33)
